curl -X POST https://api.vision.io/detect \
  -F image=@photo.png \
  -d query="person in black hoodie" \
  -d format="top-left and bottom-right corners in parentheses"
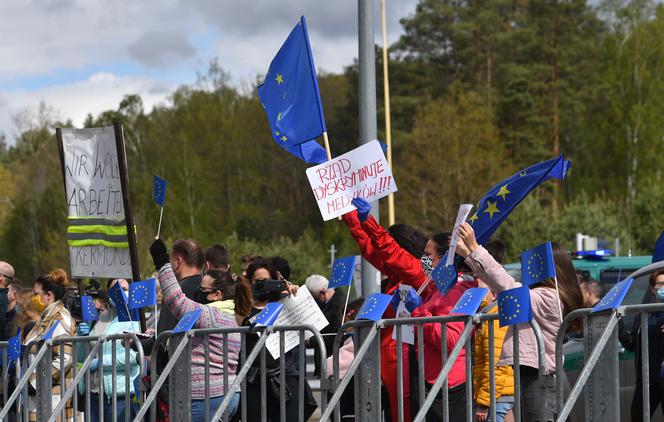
top-left (620, 269), bottom-right (664, 421)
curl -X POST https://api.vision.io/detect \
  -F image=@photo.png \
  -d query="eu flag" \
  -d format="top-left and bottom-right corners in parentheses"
top-left (451, 287), bottom-right (488, 316)
top-left (357, 293), bottom-right (392, 321)
top-left (108, 282), bottom-right (140, 322)
top-left (8, 327), bottom-right (21, 362)
top-left (257, 16), bottom-right (328, 164)
top-left (173, 308), bottom-right (202, 334)
top-left (653, 230), bottom-right (664, 263)
top-left (431, 262), bottom-right (457, 295)
top-left (41, 320), bottom-right (61, 341)
top-left (328, 256), bottom-right (357, 289)
top-left (521, 242), bottom-right (556, 287)
top-left (497, 286), bottom-right (532, 327)
top-left (468, 155), bottom-right (571, 245)
top-left (592, 277), bottom-right (634, 313)
top-left (81, 295), bottom-right (99, 322)
top-left (153, 175), bottom-right (167, 207)
top-left (252, 303), bottom-right (284, 328)
top-left (129, 278), bottom-right (158, 309)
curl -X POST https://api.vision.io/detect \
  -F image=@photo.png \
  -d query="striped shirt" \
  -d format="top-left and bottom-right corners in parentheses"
top-left (159, 264), bottom-right (241, 399)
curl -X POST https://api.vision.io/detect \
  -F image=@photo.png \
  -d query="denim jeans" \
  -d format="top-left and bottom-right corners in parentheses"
top-left (89, 393), bottom-right (138, 422)
top-left (191, 392), bottom-right (240, 422)
top-left (488, 400), bottom-right (515, 422)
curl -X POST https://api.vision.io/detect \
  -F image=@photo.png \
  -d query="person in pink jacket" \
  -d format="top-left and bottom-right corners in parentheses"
top-left (455, 222), bottom-right (583, 422)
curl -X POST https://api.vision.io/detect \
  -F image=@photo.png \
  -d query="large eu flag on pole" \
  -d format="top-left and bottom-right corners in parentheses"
top-left (468, 155), bottom-right (571, 245)
top-left (257, 16), bottom-right (328, 164)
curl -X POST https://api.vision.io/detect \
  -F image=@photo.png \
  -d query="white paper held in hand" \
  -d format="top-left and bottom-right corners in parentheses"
top-left (446, 204), bottom-right (474, 266)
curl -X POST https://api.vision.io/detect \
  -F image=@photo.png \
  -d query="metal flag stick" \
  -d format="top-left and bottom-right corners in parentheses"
top-left (341, 285), bottom-right (352, 325)
top-left (155, 206), bottom-right (164, 240)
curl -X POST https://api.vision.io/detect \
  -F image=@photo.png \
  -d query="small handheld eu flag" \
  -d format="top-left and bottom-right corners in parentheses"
top-left (257, 16), bottom-right (329, 164)
top-left (80, 295), bottom-right (99, 322)
top-left (173, 308), bottom-right (202, 334)
top-left (592, 278), bottom-right (634, 313)
top-left (328, 256), bottom-right (356, 289)
top-left (431, 262), bottom-right (457, 295)
top-left (108, 282), bottom-right (140, 322)
top-left (451, 287), bottom-right (489, 316)
top-left (41, 320), bottom-right (61, 341)
top-left (129, 278), bottom-right (158, 309)
top-left (521, 242), bottom-right (556, 287)
top-left (251, 303), bottom-right (284, 328)
top-left (497, 286), bottom-right (532, 327)
top-left (357, 293), bottom-right (392, 321)
top-left (8, 327), bottom-right (21, 362)
top-left (153, 175), bottom-right (167, 239)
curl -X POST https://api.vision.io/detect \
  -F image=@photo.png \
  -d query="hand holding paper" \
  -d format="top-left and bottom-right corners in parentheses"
top-left (446, 204), bottom-right (473, 266)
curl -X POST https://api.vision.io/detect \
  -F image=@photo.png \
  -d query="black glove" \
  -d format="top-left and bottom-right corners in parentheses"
top-left (150, 239), bottom-right (170, 271)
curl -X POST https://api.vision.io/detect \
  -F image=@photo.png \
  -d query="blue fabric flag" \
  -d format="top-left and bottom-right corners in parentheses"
top-left (153, 175), bottom-right (167, 207)
top-left (451, 287), bottom-right (489, 316)
top-left (108, 282), bottom-right (140, 322)
top-left (468, 155), bottom-right (571, 245)
top-left (521, 242), bottom-right (556, 287)
top-left (653, 230), bottom-right (664, 263)
top-left (42, 320), bottom-right (61, 341)
top-left (497, 286), bottom-right (533, 327)
top-left (328, 256), bottom-right (357, 289)
top-left (257, 16), bottom-right (328, 164)
top-left (431, 262), bottom-right (457, 295)
top-left (252, 303), bottom-right (284, 327)
top-left (8, 327), bottom-right (21, 362)
top-left (80, 295), bottom-right (99, 322)
top-left (173, 308), bottom-right (202, 334)
top-left (592, 278), bottom-right (634, 313)
top-left (357, 293), bottom-right (392, 321)
top-left (129, 278), bottom-right (158, 309)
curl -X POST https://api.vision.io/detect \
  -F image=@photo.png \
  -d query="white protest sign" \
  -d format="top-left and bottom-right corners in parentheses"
top-left (60, 126), bottom-right (132, 279)
top-left (264, 287), bottom-right (329, 359)
top-left (392, 284), bottom-right (415, 345)
top-left (306, 140), bottom-right (398, 221)
top-left (446, 204), bottom-right (474, 266)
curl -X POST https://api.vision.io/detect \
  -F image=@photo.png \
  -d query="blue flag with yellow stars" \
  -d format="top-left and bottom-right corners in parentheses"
top-left (251, 303), bottom-right (284, 328)
top-left (108, 282), bottom-right (140, 322)
top-left (173, 308), bottom-right (202, 334)
top-left (467, 155), bottom-right (571, 245)
top-left (357, 293), bottom-right (392, 321)
top-left (257, 16), bottom-right (328, 164)
top-left (451, 287), bottom-right (488, 316)
top-left (153, 175), bottom-right (167, 207)
top-left (80, 295), bottom-right (99, 322)
top-left (432, 263), bottom-right (457, 295)
top-left (592, 277), bottom-right (634, 313)
top-left (129, 278), bottom-right (158, 309)
top-left (8, 327), bottom-right (21, 362)
top-left (328, 256), bottom-right (356, 289)
top-left (521, 242), bottom-right (556, 287)
top-left (497, 286), bottom-right (532, 327)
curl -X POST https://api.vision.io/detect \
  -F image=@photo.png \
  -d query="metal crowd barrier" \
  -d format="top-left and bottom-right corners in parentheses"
top-left (135, 323), bottom-right (328, 422)
top-left (554, 302), bottom-right (664, 422)
top-left (322, 313), bottom-right (546, 422)
top-left (0, 332), bottom-right (145, 422)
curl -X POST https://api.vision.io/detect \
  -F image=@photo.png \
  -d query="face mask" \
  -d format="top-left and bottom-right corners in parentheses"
top-left (194, 289), bottom-right (214, 305)
top-left (32, 295), bottom-right (47, 313)
top-left (420, 255), bottom-right (434, 277)
top-left (656, 288), bottom-right (664, 301)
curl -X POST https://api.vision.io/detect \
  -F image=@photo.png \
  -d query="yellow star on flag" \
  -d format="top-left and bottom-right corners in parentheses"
top-left (281, 135), bottom-right (287, 142)
top-left (275, 73), bottom-right (284, 85)
top-left (277, 112), bottom-right (282, 121)
top-left (468, 212), bottom-right (479, 225)
top-left (484, 201), bottom-right (500, 219)
top-left (497, 184), bottom-right (511, 201)
top-left (275, 130), bottom-right (280, 136)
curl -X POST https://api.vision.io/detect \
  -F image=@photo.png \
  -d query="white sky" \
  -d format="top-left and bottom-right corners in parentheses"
top-left (0, 0), bottom-right (419, 143)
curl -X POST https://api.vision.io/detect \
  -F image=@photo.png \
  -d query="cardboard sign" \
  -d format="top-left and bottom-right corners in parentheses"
top-left (263, 287), bottom-right (329, 359)
top-left (391, 284), bottom-right (415, 345)
top-left (306, 140), bottom-right (398, 221)
top-left (60, 126), bottom-right (132, 278)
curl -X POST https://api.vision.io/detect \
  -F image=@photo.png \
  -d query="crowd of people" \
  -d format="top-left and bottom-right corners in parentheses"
top-left (0, 197), bottom-right (660, 422)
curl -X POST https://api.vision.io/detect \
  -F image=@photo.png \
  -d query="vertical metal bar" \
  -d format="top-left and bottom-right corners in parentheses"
top-left (2, 346), bottom-right (7, 406)
top-left (72, 340), bottom-right (78, 417)
top-left (418, 324), bottom-right (425, 410)
top-left (205, 334), bottom-right (210, 422)
top-left (396, 325), bottom-right (404, 422)
top-left (299, 330), bottom-right (305, 422)
top-left (112, 339), bottom-right (117, 422)
top-left (125, 338), bottom-right (131, 422)
top-left (260, 344), bottom-right (267, 422)
top-left (241, 333), bottom-right (247, 422)
top-left (641, 313), bottom-right (650, 421)
top-left (279, 331), bottom-right (286, 422)
top-left (488, 318), bottom-right (497, 422)
top-left (581, 314), bottom-right (590, 419)
top-left (85, 340), bottom-right (91, 422)
top-left (149, 337), bottom-right (158, 422)
top-left (59, 343), bottom-right (65, 422)
top-left (333, 332), bottom-right (342, 422)
top-left (465, 328), bottom-right (472, 422)
top-left (98, 339), bottom-right (104, 422)
top-left (223, 332), bottom-right (229, 422)
top-left (513, 325), bottom-right (521, 422)
top-left (442, 323), bottom-right (448, 422)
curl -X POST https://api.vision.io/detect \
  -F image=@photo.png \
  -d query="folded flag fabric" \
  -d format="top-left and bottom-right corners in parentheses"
top-left (432, 262), bottom-right (457, 295)
top-left (592, 278), bottom-right (634, 313)
top-left (8, 327), bottom-right (21, 361)
top-left (108, 282), bottom-right (140, 322)
top-left (257, 16), bottom-right (328, 164)
top-left (451, 287), bottom-right (489, 316)
top-left (41, 320), bottom-right (61, 341)
top-left (357, 293), bottom-right (392, 321)
top-left (251, 303), bottom-right (284, 327)
top-left (81, 295), bottom-right (99, 322)
top-left (173, 308), bottom-right (202, 334)
top-left (521, 242), bottom-right (556, 287)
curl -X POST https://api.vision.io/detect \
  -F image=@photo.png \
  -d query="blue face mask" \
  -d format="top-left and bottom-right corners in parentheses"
top-left (656, 288), bottom-right (664, 301)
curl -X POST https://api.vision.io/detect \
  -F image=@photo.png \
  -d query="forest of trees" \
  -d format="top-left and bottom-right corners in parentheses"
top-left (2, 0), bottom-right (664, 283)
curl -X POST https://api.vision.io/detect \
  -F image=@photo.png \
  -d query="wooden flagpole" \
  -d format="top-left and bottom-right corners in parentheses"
top-left (381, 0), bottom-right (395, 226)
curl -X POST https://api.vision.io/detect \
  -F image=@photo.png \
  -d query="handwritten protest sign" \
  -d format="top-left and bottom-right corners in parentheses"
top-left (306, 140), bottom-right (398, 221)
top-left (262, 287), bottom-right (329, 359)
top-left (59, 126), bottom-right (132, 278)
top-left (392, 284), bottom-right (415, 345)
top-left (446, 204), bottom-right (474, 266)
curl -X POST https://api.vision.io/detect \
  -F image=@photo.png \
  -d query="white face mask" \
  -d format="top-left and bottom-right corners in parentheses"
top-left (421, 255), bottom-right (434, 277)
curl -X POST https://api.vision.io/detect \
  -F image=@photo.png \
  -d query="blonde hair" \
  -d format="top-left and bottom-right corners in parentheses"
top-left (15, 288), bottom-right (41, 340)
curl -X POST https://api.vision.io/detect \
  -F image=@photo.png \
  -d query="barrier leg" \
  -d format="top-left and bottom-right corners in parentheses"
top-left (169, 334), bottom-right (192, 422)
top-left (584, 312), bottom-right (620, 422)
top-left (354, 323), bottom-right (381, 422)
top-left (36, 345), bottom-right (53, 422)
